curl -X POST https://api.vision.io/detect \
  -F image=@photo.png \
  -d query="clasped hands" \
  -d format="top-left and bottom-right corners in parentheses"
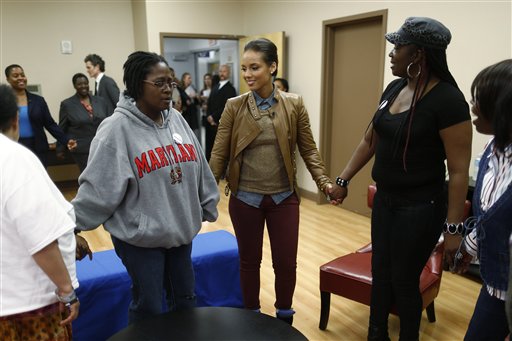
top-left (67, 139), bottom-right (77, 151)
top-left (443, 234), bottom-right (473, 274)
top-left (206, 115), bottom-right (217, 126)
top-left (56, 139), bottom-right (78, 159)
top-left (323, 183), bottom-right (348, 205)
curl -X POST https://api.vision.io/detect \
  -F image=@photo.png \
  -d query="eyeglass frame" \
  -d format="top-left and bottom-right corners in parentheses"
top-left (143, 79), bottom-right (178, 90)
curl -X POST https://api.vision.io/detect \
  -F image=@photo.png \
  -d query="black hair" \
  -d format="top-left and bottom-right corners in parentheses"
top-left (274, 77), bottom-right (289, 92)
top-left (5, 64), bottom-right (23, 77)
top-left (0, 84), bottom-right (18, 132)
top-left (424, 47), bottom-right (458, 89)
top-left (72, 72), bottom-right (89, 85)
top-left (391, 45), bottom-right (459, 171)
top-left (244, 38), bottom-right (279, 76)
top-left (84, 54), bottom-right (106, 72)
top-left (123, 51), bottom-right (169, 101)
top-left (471, 59), bottom-right (512, 152)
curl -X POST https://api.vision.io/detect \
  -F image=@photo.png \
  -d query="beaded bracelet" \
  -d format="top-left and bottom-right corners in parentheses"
top-left (335, 177), bottom-right (350, 187)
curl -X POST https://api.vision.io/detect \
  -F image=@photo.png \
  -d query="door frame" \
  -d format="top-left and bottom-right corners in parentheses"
top-left (318, 10), bottom-right (388, 204)
top-left (159, 33), bottom-right (244, 54)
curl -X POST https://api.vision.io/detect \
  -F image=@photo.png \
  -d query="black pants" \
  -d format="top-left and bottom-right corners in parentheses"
top-left (71, 153), bottom-right (89, 173)
top-left (18, 137), bottom-right (47, 168)
top-left (369, 190), bottom-right (446, 341)
top-left (204, 124), bottom-right (217, 161)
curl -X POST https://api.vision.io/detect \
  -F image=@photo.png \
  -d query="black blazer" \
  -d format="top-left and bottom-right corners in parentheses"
top-left (25, 91), bottom-right (69, 153)
top-left (97, 74), bottom-right (120, 114)
top-left (59, 94), bottom-right (110, 154)
top-left (207, 81), bottom-right (237, 124)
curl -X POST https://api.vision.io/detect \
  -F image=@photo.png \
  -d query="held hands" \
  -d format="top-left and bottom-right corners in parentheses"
top-left (75, 234), bottom-right (93, 261)
top-left (326, 183), bottom-right (348, 205)
top-left (207, 115), bottom-right (217, 126)
top-left (442, 233), bottom-right (463, 272)
top-left (67, 139), bottom-right (77, 152)
top-left (450, 239), bottom-right (473, 274)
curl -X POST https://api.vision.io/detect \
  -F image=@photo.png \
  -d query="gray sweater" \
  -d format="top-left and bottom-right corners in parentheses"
top-left (72, 94), bottom-right (219, 248)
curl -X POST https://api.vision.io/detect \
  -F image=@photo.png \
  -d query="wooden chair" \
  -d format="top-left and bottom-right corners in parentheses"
top-left (318, 185), bottom-right (470, 330)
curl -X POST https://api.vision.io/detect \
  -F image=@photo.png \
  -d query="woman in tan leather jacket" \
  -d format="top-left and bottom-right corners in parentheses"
top-left (209, 38), bottom-right (335, 325)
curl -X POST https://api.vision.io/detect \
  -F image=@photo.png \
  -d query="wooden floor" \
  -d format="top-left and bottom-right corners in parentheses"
top-left (62, 181), bottom-right (481, 340)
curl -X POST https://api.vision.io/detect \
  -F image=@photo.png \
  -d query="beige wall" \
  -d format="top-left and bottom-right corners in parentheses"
top-left (142, 1), bottom-right (244, 52)
top-left (240, 1), bottom-right (511, 191)
top-left (1, 0), bottom-right (510, 192)
top-left (0, 0), bottom-right (134, 142)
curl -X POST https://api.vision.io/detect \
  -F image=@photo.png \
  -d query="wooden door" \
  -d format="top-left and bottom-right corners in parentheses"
top-left (320, 11), bottom-right (387, 216)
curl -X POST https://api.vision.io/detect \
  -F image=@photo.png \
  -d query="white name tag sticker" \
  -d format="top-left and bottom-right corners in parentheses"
top-left (173, 133), bottom-right (183, 144)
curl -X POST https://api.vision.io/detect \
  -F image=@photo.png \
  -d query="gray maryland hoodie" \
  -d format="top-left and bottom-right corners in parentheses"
top-left (72, 93), bottom-right (219, 248)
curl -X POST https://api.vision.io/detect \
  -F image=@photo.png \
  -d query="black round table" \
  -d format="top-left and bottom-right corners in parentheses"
top-left (107, 307), bottom-right (308, 340)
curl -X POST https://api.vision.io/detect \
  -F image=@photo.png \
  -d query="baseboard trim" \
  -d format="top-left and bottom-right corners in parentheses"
top-left (298, 187), bottom-right (326, 204)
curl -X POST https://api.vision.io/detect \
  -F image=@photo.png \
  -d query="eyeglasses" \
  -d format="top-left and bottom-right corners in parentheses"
top-left (143, 79), bottom-right (178, 90)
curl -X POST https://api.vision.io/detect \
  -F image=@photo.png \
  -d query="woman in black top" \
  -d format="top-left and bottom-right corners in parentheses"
top-left (330, 17), bottom-right (472, 340)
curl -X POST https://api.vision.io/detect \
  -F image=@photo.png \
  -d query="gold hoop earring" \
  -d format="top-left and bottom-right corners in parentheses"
top-left (407, 63), bottom-right (421, 78)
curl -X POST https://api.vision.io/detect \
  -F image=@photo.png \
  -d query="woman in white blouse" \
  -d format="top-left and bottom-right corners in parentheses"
top-left (453, 59), bottom-right (512, 340)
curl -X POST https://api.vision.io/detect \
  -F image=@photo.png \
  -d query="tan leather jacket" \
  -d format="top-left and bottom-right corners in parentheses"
top-left (209, 90), bottom-right (331, 196)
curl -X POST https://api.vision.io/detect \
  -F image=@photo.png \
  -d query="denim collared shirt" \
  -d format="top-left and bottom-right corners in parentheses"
top-left (235, 88), bottom-right (293, 208)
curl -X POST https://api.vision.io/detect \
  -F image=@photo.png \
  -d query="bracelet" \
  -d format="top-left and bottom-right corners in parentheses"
top-left (55, 289), bottom-right (79, 307)
top-left (443, 221), bottom-right (464, 235)
top-left (335, 177), bottom-right (350, 188)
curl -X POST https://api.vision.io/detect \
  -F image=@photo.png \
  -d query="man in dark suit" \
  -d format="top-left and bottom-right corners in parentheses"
top-left (205, 64), bottom-right (237, 161)
top-left (84, 54), bottom-right (120, 114)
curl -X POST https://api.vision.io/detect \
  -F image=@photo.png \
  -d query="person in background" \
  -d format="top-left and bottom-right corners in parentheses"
top-left (182, 72), bottom-right (199, 101)
top-left (4, 64), bottom-right (76, 167)
top-left (84, 54), bottom-right (120, 115)
top-left (199, 73), bottom-right (213, 123)
top-left (274, 77), bottom-right (289, 92)
top-left (0, 84), bottom-right (79, 339)
top-left (205, 64), bottom-right (236, 161)
top-left (211, 73), bottom-right (220, 89)
top-left (199, 73), bottom-right (213, 108)
top-left (179, 72), bottom-right (199, 135)
top-left (452, 59), bottom-right (512, 341)
top-left (168, 67), bottom-right (182, 111)
top-left (329, 17), bottom-right (472, 340)
top-left (59, 73), bottom-right (110, 173)
top-left (72, 51), bottom-right (219, 323)
top-left (209, 38), bottom-right (334, 325)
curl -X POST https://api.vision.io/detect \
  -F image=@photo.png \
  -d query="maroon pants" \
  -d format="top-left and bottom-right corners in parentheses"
top-left (229, 193), bottom-right (300, 310)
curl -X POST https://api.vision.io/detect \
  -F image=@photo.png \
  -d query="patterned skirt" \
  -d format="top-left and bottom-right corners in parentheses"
top-left (0, 302), bottom-right (72, 341)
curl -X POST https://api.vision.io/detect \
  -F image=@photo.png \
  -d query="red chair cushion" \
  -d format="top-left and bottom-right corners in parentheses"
top-left (319, 244), bottom-right (443, 312)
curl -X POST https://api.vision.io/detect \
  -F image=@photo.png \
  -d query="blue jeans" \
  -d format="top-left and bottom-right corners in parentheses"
top-left (369, 190), bottom-right (446, 341)
top-left (112, 236), bottom-right (196, 323)
top-left (465, 286), bottom-right (509, 341)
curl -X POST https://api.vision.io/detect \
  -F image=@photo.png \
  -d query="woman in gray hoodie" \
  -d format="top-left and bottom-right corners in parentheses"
top-left (72, 51), bottom-right (219, 323)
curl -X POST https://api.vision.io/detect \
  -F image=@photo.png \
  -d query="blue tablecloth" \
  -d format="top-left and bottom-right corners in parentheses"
top-left (73, 230), bottom-right (242, 341)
